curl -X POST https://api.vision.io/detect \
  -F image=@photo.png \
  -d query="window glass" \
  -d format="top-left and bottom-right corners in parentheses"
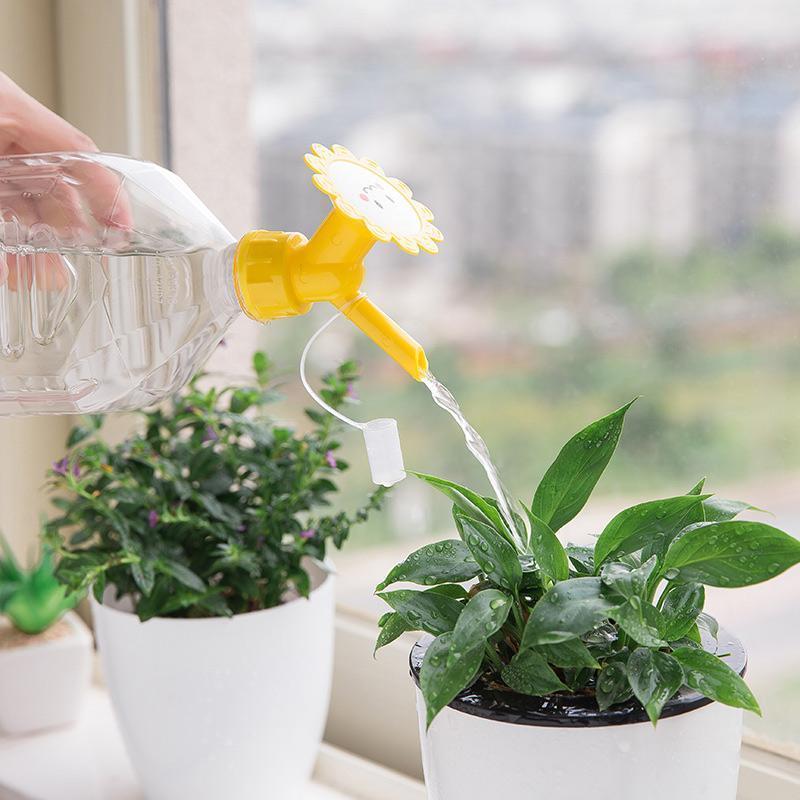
top-left (245, 0), bottom-right (800, 746)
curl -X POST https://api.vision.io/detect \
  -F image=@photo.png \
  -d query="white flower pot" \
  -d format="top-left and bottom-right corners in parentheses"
top-left (0, 611), bottom-right (92, 735)
top-left (91, 560), bottom-right (335, 800)
top-left (412, 631), bottom-right (745, 800)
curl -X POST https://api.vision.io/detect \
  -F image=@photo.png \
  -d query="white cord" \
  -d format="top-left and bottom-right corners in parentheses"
top-left (299, 312), bottom-right (366, 431)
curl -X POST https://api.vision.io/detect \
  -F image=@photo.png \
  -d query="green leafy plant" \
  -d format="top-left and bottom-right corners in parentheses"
top-left (0, 539), bottom-right (79, 635)
top-left (375, 399), bottom-right (800, 727)
top-left (45, 353), bottom-right (386, 621)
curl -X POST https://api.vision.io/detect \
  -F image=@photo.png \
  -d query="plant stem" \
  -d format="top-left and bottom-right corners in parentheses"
top-left (484, 643), bottom-right (504, 673)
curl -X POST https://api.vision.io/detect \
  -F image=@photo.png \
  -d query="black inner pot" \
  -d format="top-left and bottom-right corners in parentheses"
top-left (410, 628), bottom-right (746, 728)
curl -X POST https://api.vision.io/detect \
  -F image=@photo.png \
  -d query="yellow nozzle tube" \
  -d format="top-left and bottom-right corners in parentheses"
top-left (334, 294), bottom-right (428, 381)
top-left (234, 215), bottom-right (430, 380)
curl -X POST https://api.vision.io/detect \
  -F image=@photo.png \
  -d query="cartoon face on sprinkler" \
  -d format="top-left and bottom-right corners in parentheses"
top-left (324, 158), bottom-right (424, 238)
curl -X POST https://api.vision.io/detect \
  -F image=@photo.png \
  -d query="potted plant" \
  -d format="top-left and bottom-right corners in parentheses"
top-left (375, 399), bottom-right (800, 800)
top-left (0, 538), bottom-right (90, 735)
top-left (46, 353), bottom-right (385, 800)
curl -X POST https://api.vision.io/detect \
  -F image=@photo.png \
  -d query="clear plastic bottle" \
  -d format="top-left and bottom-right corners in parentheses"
top-left (0, 146), bottom-right (441, 415)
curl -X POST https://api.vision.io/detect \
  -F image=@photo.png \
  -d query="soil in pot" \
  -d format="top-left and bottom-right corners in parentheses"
top-left (0, 618), bottom-right (72, 650)
top-left (410, 627), bottom-right (746, 727)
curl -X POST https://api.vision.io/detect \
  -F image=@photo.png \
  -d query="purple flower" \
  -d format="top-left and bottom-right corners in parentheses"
top-left (346, 382), bottom-right (358, 400)
top-left (71, 462), bottom-right (81, 478)
top-left (148, 510), bottom-right (159, 529)
top-left (300, 529), bottom-right (315, 540)
top-left (325, 450), bottom-right (337, 469)
top-left (203, 426), bottom-right (219, 443)
top-left (52, 456), bottom-right (69, 476)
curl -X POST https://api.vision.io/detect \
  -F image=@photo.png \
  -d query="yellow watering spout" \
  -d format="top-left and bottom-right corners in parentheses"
top-left (232, 144), bottom-right (441, 381)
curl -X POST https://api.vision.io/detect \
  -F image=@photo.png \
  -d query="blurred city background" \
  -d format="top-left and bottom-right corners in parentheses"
top-left (234, 0), bottom-right (800, 744)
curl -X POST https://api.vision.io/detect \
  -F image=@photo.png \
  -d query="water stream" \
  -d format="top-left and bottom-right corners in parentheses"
top-left (422, 370), bottom-right (528, 548)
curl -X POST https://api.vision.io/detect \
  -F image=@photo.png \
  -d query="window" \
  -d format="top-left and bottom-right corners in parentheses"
top-left (242, 0), bottom-right (800, 760)
top-left (1, 1), bottom-right (796, 794)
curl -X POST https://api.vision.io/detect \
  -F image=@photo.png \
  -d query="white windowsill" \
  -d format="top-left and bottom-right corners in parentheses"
top-left (0, 686), bottom-right (425, 800)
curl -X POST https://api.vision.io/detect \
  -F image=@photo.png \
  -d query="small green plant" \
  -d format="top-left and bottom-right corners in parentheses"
top-left (45, 353), bottom-right (386, 621)
top-left (0, 539), bottom-right (78, 635)
top-left (375, 399), bottom-right (800, 726)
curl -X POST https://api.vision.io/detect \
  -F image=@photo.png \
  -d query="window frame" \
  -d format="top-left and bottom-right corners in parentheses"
top-left (0, 0), bottom-right (165, 560)
top-left (3, 2), bottom-right (794, 795)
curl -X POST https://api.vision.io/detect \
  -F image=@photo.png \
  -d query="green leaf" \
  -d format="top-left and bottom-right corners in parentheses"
top-left (375, 539), bottom-right (480, 591)
top-left (702, 498), bottom-right (758, 523)
top-left (687, 478), bottom-right (706, 496)
top-left (420, 632), bottom-right (484, 728)
top-left (536, 638), bottom-right (600, 669)
top-left (501, 649), bottom-right (567, 695)
top-left (67, 425), bottom-right (94, 448)
top-left (697, 612), bottom-right (719, 643)
top-left (453, 512), bottom-right (522, 592)
top-left (131, 560), bottom-right (155, 595)
top-left (449, 589), bottom-right (511, 662)
top-left (426, 584), bottom-right (471, 600)
top-left (159, 560), bottom-right (205, 593)
top-left (611, 598), bottom-right (668, 648)
top-left (522, 577), bottom-right (618, 646)
top-left (411, 472), bottom-right (511, 541)
top-left (565, 545), bottom-right (594, 576)
top-left (531, 399), bottom-right (635, 532)
top-left (594, 495), bottom-right (706, 567)
top-left (600, 556), bottom-right (658, 601)
top-left (377, 589), bottom-right (463, 635)
top-left (663, 521), bottom-right (800, 587)
top-left (627, 648), bottom-right (684, 725)
top-left (374, 612), bottom-right (410, 655)
top-left (660, 583), bottom-right (705, 641)
top-left (595, 661), bottom-right (634, 710)
top-left (671, 647), bottom-right (760, 714)
top-left (525, 507), bottom-right (569, 583)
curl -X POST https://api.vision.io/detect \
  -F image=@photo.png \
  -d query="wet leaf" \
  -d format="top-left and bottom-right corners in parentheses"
top-left (411, 472), bottom-right (511, 541)
top-left (594, 495), bottom-right (706, 567)
top-left (525, 507), bottom-right (569, 583)
top-left (611, 598), bottom-right (668, 648)
top-left (374, 612), bottom-right (411, 655)
top-left (448, 589), bottom-right (511, 665)
top-left (671, 647), bottom-right (760, 715)
top-left (687, 478), bottom-right (706, 496)
top-left (627, 648), bottom-right (684, 725)
top-left (566, 545), bottom-right (594, 576)
top-left (595, 661), bottom-right (634, 710)
top-left (375, 539), bottom-right (480, 591)
top-left (376, 588), bottom-right (462, 636)
top-left (702, 498), bottom-right (758, 523)
top-left (501, 649), bottom-right (567, 696)
top-left (536, 637), bottom-right (600, 669)
top-left (454, 511), bottom-right (522, 592)
top-left (522, 577), bottom-right (618, 646)
top-left (600, 556), bottom-right (657, 601)
top-left (663, 520), bottom-right (800, 587)
top-left (660, 583), bottom-right (704, 641)
top-left (420, 632), bottom-right (484, 729)
top-left (532, 399), bottom-right (635, 532)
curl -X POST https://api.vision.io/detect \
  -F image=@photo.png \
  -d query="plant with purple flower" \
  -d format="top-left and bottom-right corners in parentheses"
top-left (44, 353), bottom-right (386, 621)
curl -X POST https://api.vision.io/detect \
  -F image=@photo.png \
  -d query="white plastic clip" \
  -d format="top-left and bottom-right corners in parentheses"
top-left (299, 313), bottom-right (407, 487)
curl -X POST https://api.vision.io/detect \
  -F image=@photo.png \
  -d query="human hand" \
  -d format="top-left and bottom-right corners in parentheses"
top-left (0, 71), bottom-right (98, 155)
top-left (0, 73), bottom-right (133, 290)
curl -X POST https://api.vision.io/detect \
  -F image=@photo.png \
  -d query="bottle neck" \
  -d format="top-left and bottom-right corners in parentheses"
top-left (204, 242), bottom-right (242, 316)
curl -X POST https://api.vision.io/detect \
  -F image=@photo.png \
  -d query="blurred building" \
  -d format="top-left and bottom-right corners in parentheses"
top-left (253, 1), bottom-right (800, 297)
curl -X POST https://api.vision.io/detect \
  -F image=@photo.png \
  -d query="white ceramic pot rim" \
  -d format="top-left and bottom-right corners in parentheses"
top-left (92, 557), bottom-right (334, 624)
top-left (410, 627), bottom-right (746, 729)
